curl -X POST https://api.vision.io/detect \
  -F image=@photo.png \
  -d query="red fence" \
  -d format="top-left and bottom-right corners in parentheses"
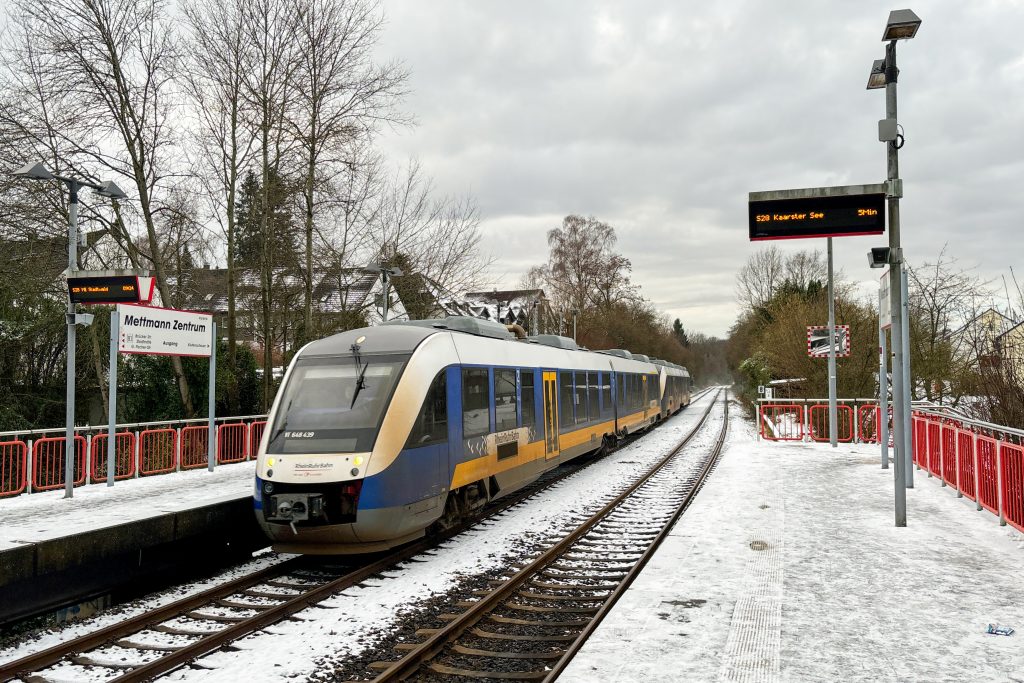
top-left (808, 404), bottom-right (855, 443)
top-left (249, 421), bottom-right (267, 460)
top-left (0, 441), bottom-right (27, 498)
top-left (0, 415), bottom-right (268, 498)
top-left (759, 404), bottom-right (804, 441)
top-left (217, 423), bottom-right (248, 464)
top-left (32, 436), bottom-right (87, 491)
top-left (180, 426), bottom-right (210, 470)
top-left (909, 413), bottom-right (1024, 535)
top-left (758, 401), bottom-right (1024, 538)
top-left (89, 432), bottom-right (137, 481)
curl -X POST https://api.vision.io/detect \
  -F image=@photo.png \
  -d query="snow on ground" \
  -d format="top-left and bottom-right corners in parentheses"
top-left (0, 461), bottom-right (254, 549)
top-left (152, 392), bottom-right (723, 683)
top-left (560, 402), bottom-right (1024, 683)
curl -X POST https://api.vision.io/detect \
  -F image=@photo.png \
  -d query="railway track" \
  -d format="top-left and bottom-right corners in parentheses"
top-left (0, 391), bottom-right (717, 683)
top-left (366, 389), bottom-right (728, 682)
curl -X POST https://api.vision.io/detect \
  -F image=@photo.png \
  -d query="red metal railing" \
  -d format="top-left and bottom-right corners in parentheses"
top-left (808, 404), bottom-right (854, 443)
top-left (89, 432), bottom-right (137, 481)
top-left (180, 426), bottom-right (209, 470)
top-left (976, 435), bottom-right (1000, 515)
top-left (139, 428), bottom-right (178, 475)
top-left (759, 404), bottom-right (804, 441)
top-left (956, 428), bottom-right (976, 502)
top-left (941, 423), bottom-right (958, 488)
top-left (926, 420), bottom-right (942, 477)
top-left (0, 440), bottom-right (27, 498)
top-left (857, 405), bottom-right (880, 443)
top-left (32, 436), bottom-right (87, 491)
top-left (1000, 443), bottom-right (1024, 534)
top-left (217, 423), bottom-right (248, 464)
top-left (248, 421), bottom-right (267, 460)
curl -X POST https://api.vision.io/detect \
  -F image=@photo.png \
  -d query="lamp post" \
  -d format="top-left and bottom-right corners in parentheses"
top-left (10, 162), bottom-right (127, 499)
top-left (866, 9), bottom-right (921, 526)
top-left (366, 263), bottom-right (403, 323)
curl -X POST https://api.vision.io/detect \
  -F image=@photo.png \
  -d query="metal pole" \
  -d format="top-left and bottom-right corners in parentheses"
top-left (381, 271), bottom-right (389, 323)
top-left (572, 310), bottom-right (577, 343)
top-left (879, 289), bottom-right (889, 469)
top-left (885, 39), bottom-right (907, 526)
top-left (827, 237), bottom-right (837, 447)
top-left (901, 268), bottom-right (914, 488)
top-left (107, 310), bottom-right (119, 486)
top-left (64, 181), bottom-right (79, 499)
top-left (208, 321), bottom-right (217, 472)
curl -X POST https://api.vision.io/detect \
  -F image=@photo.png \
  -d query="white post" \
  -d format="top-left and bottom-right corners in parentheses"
top-left (64, 182), bottom-right (79, 498)
top-left (827, 238), bottom-right (838, 447)
top-left (901, 269), bottom-right (914, 488)
top-left (207, 322), bottom-right (217, 472)
top-left (879, 293), bottom-right (889, 469)
top-left (107, 310), bottom-right (119, 486)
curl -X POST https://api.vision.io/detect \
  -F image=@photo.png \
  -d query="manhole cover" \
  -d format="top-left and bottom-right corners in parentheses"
top-left (749, 540), bottom-right (770, 551)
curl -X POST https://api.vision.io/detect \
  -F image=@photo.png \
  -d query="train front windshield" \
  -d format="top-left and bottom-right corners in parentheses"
top-left (267, 354), bottom-right (408, 454)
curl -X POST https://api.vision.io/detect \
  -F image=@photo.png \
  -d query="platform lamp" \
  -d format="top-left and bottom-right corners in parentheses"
top-left (11, 162), bottom-right (127, 499)
top-left (866, 8), bottom-right (921, 527)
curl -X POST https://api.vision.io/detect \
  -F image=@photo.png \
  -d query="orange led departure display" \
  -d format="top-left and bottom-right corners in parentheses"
top-left (68, 276), bottom-right (145, 304)
top-left (748, 193), bottom-right (886, 241)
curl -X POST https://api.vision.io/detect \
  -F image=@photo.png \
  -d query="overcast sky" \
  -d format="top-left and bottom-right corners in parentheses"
top-left (374, 1), bottom-right (1024, 337)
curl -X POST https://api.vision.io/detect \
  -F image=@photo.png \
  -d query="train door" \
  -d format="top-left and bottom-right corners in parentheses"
top-left (542, 371), bottom-right (559, 459)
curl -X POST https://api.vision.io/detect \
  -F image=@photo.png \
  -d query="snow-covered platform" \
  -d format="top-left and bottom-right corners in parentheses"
top-left (561, 407), bottom-right (1024, 682)
top-left (0, 462), bottom-right (261, 623)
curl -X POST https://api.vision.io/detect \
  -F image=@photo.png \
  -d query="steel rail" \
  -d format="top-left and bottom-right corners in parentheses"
top-left (369, 389), bottom-right (725, 682)
top-left (1, 391), bottom-right (713, 682)
top-left (542, 391), bottom-right (729, 681)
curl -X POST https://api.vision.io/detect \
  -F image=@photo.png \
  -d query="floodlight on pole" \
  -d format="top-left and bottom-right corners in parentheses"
top-left (882, 9), bottom-right (922, 41)
top-left (366, 263), bottom-right (403, 323)
top-left (8, 161), bottom-right (128, 499)
top-left (867, 9), bottom-right (920, 526)
top-left (866, 59), bottom-right (887, 90)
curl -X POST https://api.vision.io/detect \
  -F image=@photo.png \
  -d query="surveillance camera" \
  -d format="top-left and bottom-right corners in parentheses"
top-left (868, 247), bottom-right (890, 269)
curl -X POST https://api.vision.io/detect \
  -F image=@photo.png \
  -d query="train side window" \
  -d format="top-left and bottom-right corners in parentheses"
top-left (521, 369), bottom-right (536, 432)
top-left (558, 371), bottom-right (574, 430)
top-left (494, 368), bottom-right (518, 432)
top-left (587, 372), bottom-right (599, 421)
top-left (574, 371), bottom-right (587, 424)
top-left (406, 370), bottom-right (447, 447)
top-left (462, 367), bottom-right (490, 438)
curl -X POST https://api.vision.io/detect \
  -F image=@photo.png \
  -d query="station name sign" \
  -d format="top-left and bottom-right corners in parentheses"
top-left (117, 303), bottom-right (212, 357)
top-left (748, 184), bottom-right (887, 241)
top-left (68, 273), bottom-right (155, 305)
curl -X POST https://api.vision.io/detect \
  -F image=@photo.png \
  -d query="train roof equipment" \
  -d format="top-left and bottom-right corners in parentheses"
top-left (383, 316), bottom-right (514, 340)
top-left (597, 349), bottom-right (633, 359)
top-left (527, 334), bottom-right (579, 351)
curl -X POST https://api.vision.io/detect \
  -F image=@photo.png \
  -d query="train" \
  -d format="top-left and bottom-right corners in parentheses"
top-left (253, 316), bottom-right (692, 554)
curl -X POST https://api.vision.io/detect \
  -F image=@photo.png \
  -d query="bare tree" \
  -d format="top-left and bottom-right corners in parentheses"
top-left (10, 0), bottom-right (198, 415)
top-left (288, 0), bottom-right (409, 346)
top-left (180, 0), bottom-right (256, 411)
top-left (239, 0), bottom-right (298, 408)
top-left (542, 215), bottom-right (635, 314)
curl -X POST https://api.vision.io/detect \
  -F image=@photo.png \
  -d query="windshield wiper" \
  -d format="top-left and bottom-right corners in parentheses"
top-left (349, 343), bottom-right (368, 408)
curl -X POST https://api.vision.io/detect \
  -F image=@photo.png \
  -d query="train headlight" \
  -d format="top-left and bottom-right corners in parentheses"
top-left (350, 468), bottom-right (359, 477)
top-left (353, 456), bottom-right (363, 466)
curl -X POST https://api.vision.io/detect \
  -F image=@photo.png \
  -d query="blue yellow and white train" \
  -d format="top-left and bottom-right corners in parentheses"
top-left (253, 316), bottom-right (692, 554)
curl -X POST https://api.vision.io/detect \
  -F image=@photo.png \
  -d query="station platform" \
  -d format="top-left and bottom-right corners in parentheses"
top-left (561, 405), bottom-right (1024, 682)
top-left (0, 462), bottom-right (263, 625)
